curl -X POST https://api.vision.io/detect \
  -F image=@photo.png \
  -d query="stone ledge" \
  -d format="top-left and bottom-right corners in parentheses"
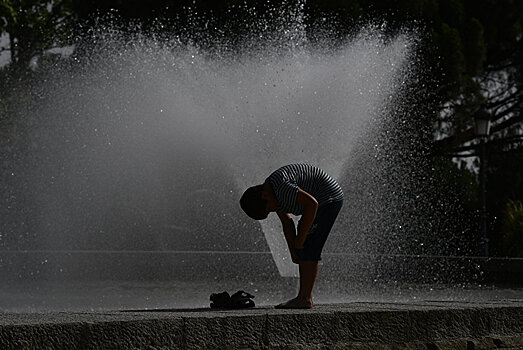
top-left (0, 301), bottom-right (522, 349)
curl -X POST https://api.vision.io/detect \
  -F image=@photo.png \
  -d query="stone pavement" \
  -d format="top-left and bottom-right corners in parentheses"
top-left (0, 300), bottom-right (522, 349)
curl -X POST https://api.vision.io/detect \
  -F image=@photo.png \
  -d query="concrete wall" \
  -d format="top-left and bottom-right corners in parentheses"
top-left (1, 301), bottom-right (522, 349)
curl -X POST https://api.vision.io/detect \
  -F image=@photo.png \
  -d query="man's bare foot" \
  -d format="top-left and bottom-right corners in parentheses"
top-left (275, 297), bottom-right (313, 309)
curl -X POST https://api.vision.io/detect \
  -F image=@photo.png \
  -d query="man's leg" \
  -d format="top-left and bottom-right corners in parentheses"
top-left (298, 260), bottom-right (318, 302)
top-left (275, 260), bottom-right (318, 309)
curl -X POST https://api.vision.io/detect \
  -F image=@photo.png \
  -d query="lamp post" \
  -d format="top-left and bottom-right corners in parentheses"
top-left (474, 107), bottom-right (491, 257)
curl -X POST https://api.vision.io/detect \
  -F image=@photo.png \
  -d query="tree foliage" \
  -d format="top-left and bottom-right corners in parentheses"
top-left (500, 200), bottom-right (523, 257)
top-left (0, 0), bottom-right (74, 69)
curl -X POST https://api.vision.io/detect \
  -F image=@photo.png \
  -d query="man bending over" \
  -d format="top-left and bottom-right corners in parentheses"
top-left (240, 164), bottom-right (344, 309)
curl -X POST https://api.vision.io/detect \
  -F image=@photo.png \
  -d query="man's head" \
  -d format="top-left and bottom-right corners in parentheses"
top-left (240, 184), bottom-right (268, 220)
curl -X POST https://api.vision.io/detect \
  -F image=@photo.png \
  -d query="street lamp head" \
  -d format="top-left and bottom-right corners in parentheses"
top-left (474, 107), bottom-right (491, 137)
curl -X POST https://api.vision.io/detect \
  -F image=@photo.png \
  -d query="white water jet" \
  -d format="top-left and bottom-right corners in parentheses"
top-left (2, 11), bottom-right (417, 280)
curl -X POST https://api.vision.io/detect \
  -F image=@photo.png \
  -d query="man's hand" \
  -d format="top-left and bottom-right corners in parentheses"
top-left (294, 236), bottom-right (306, 250)
top-left (290, 248), bottom-right (300, 264)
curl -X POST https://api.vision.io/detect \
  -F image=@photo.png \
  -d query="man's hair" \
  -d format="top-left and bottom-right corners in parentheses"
top-left (240, 185), bottom-right (268, 220)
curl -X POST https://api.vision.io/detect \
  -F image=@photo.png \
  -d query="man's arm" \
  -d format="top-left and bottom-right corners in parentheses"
top-left (295, 189), bottom-right (318, 249)
top-left (276, 210), bottom-right (299, 263)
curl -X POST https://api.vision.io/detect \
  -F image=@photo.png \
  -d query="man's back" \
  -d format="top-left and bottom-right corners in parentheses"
top-left (267, 163), bottom-right (343, 215)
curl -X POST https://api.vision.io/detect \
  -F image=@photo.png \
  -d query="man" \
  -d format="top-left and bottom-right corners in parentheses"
top-left (240, 164), bottom-right (343, 308)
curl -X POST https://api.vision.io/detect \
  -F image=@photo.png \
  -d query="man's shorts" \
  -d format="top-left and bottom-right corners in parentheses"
top-left (296, 199), bottom-right (343, 261)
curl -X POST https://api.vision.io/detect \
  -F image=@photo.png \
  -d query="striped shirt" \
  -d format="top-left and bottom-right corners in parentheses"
top-left (267, 164), bottom-right (344, 215)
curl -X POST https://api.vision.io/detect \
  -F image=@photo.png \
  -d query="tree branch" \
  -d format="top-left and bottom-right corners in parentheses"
top-left (433, 103), bottom-right (522, 153)
top-left (491, 111), bottom-right (523, 134)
